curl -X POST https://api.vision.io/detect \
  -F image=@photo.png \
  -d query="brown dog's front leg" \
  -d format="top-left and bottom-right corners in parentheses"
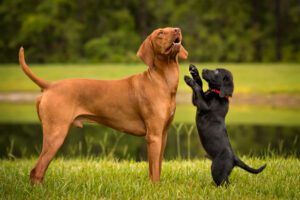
top-left (146, 132), bottom-right (163, 182)
top-left (159, 130), bottom-right (168, 177)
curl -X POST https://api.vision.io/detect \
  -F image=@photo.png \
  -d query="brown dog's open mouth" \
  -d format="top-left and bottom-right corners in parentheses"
top-left (165, 37), bottom-right (181, 54)
top-left (173, 37), bottom-right (181, 45)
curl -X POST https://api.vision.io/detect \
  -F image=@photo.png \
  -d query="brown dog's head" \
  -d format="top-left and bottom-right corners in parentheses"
top-left (137, 27), bottom-right (188, 68)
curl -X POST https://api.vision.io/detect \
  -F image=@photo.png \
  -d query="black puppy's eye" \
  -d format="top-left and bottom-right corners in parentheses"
top-left (223, 76), bottom-right (229, 81)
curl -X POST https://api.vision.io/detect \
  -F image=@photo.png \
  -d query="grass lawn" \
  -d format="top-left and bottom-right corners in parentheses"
top-left (0, 158), bottom-right (299, 199)
top-left (176, 104), bottom-right (300, 126)
top-left (1, 63), bottom-right (299, 94)
top-left (0, 103), bottom-right (300, 125)
top-left (0, 103), bottom-right (299, 126)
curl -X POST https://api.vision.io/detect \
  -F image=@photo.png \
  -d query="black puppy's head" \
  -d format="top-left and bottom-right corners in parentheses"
top-left (202, 68), bottom-right (234, 97)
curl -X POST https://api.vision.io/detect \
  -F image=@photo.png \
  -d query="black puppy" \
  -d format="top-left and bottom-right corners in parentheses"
top-left (184, 64), bottom-right (266, 186)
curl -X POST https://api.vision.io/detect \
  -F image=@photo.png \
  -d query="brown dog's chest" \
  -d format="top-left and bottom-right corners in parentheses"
top-left (169, 100), bottom-right (176, 119)
top-left (166, 94), bottom-right (177, 122)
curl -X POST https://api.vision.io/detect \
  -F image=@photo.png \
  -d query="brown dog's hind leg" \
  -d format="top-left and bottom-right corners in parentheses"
top-left (35, 95), bottom-right (42, 122)
top-left (30, 123), bottom-right (70, 184)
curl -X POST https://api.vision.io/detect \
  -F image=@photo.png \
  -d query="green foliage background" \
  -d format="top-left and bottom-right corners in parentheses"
top-left (0, 0), bottom-right (299, 63)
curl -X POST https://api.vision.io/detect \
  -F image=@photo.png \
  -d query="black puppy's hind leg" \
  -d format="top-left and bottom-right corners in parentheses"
top-left (211, 154), bottom-right (234, 186)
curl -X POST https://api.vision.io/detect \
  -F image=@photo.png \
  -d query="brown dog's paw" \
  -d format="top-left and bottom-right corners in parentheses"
top-left (30, 169), bottom-right (43, 185)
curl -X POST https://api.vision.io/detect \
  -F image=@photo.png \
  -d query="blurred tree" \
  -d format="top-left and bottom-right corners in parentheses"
top-left (19, 0), bottom-right (83, 62)
top-left (0, 0), bottom-right (299, 63)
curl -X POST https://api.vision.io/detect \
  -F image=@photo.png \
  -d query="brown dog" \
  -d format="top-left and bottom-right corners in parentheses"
top-left (19, 27), bottom-right (188, 184)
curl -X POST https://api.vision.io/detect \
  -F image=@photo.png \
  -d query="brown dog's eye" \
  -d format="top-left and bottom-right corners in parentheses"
top-left (158, 31), bottom-right (164, 37)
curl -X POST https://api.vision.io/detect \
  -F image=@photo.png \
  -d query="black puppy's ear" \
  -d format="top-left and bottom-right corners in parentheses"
top-left (220, 75), bottom-right (234, 98)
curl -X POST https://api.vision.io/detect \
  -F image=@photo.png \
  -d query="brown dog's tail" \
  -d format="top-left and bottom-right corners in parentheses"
top-left (19, 47), bottom-right (50, 89)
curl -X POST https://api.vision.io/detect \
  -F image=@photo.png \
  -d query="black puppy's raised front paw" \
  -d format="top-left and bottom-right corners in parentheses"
top-left (185, 75), bottom-right (202, 93)
top-left (189, 64), bottom-right (203, 87)
top-left (189, 64), bottom-right (199, 77)
top-left (184, 75), bottom-right (194, 87)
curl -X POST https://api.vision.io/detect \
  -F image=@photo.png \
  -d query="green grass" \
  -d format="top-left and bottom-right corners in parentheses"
top-left (0, 103), bottom-right (39, 123)
top-left (0, 103), bottom-right (299, 126)
top-left (176, 104), bottom-right (300, 126)
top-left (0, 63), bottom-right (299, 125)
top-left (0, 158), bottom-right (299, 199)
top-left (1, 63), bottom-right (299, 94)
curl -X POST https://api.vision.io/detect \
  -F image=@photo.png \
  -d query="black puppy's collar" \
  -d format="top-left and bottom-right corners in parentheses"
top-left (210, 89), bottom-right (229, 100)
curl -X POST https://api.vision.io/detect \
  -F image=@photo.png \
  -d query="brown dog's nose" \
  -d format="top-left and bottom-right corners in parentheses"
top-left (174, 28), bottom-right (181, 33)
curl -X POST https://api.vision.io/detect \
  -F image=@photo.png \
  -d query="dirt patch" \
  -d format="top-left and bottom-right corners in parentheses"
top-left (0, 92), bottom-right (40, 103)
top-left (177, 92), bottom-right (300, 108)
top-left (1, 92), bottom-right (300, 108)
top-left (230, 93), bottom-right (300, 108)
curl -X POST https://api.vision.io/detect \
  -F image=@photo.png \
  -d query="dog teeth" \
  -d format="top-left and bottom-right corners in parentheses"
top-left (173, 41), bottom-right (181, 45)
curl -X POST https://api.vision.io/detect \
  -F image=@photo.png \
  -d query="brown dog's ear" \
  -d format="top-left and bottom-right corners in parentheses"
top-left (220, 75), bottom-right (234, 98)
top-left (137, 36), bottom-right (154, 68)
top-left (178, 45), bottom-right (188, 59)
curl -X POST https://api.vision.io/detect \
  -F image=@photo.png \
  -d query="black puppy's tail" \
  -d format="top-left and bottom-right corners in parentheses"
top-left (234, 157), bottom-right (266, 174)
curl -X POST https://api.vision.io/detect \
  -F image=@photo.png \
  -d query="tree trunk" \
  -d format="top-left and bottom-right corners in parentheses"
top-left (275, 0), bottom-right (282, 61)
